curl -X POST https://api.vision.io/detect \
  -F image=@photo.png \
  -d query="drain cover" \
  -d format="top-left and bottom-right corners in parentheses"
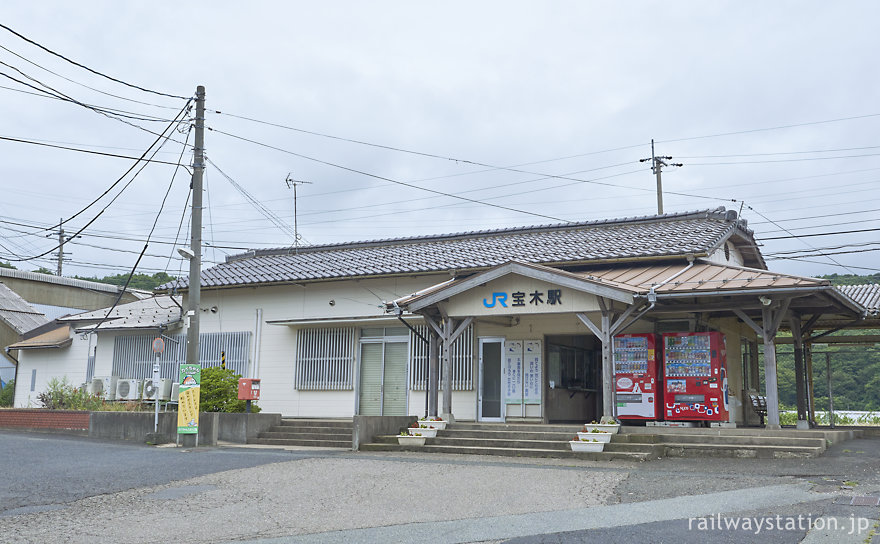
top-left (850, 496), bottom-right (880, 506)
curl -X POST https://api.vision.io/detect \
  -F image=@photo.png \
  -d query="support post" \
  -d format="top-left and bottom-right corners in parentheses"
top-left (601, 312), bottom-right (614, 422)
top-left (826, 352), bottom-right (835, 429)
top-left (428, 332), bottom-right (438, 417)
top-left (762, 306), bottom-right (782, 429)
top-left (441, 318), bottom-right (453, 420)
top-left (789, 316), bottom-right (809, 429)
top-left (186, 86), bottom-right (205, 370)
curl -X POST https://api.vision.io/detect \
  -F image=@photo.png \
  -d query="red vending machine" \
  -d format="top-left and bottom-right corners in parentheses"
top-left (662, 332), bottom-right (729, 422)
top-left (613, 333), bottom-right (663, 420)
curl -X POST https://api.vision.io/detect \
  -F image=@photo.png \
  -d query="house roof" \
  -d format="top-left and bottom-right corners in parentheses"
top-left (0, 283), bottom-right (49, 334)
top-left (7, 324), bottom-right (72, 350)
top-left (390, 259), bottom-right (866, 321)
top-left (58, 296), bottom-right (182, 332)
top-left (836, 284), bottom-right (879, 317)
top-left (0, 267), bottom-right (151, 297)
top-left (161, 207), bottom-right (762, 291)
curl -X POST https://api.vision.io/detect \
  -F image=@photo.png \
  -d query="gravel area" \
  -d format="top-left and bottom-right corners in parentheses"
top-left (0, 456), bottom-right (628, 544)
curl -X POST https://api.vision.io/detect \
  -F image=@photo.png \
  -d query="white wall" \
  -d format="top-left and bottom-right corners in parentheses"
top-left (195, 275), bottom-right (450, 417)
top-left (14, 333), bottom-right (92, 408)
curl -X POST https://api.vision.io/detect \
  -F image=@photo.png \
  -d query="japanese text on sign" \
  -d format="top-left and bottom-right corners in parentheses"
top-left (484, 289), bottom-right (562, 308)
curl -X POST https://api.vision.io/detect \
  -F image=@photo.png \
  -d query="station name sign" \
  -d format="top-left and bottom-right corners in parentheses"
top-left (483, 288), bottom-right (563, 309)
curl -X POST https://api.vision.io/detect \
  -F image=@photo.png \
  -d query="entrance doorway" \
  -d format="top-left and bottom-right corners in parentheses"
top-left (546, 335), bottom-right (601, 423)
top-left (478, 337), bottom-right (504, 421)
top-left (358, 328), bottom-right (409, 416)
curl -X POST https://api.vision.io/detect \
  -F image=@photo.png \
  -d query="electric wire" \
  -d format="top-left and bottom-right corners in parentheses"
top-left (0, 22), bottom-right (190, 100)
top-left (0, 135), bottom-right (186, 166)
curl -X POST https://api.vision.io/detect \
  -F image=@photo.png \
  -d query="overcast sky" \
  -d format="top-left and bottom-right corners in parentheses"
top-left (1, 1), bottom-right (878, 281)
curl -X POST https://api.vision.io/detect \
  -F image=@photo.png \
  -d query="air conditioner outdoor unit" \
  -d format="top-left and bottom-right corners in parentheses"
top-left (170, 382), bottom-right (180, 403)
top-left (91, 376), bottom-right (118, 400)
top-left (143, 378), bottom-right (173, 401)
top-left (115, 379), bottom-right (142, 401)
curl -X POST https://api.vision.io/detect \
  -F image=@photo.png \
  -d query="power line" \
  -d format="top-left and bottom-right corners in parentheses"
top-left (0, 22), bottom-right (189, 100)
top-left (0, 135), bottom-right (186, 166)
top-left (208, 127), bottom-right (572, 223)
top-left (0, 43), bottom-right (179, 110)
top-left (759, 227), bottom-right (880, 241)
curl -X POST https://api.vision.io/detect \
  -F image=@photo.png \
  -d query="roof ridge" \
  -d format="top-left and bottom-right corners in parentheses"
top-left (226, 207), bottom-right (730, 263)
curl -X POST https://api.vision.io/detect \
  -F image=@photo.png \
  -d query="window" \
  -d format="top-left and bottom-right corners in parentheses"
top-left (295, 327), bottom-right (356, 390)
top-left (408, 323), bottom-right (474, 391)
top-left (112, 331), bottom-right (251, 380)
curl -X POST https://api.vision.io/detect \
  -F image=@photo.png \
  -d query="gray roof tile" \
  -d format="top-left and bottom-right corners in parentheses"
top-left (162, 208), bottom-right (758, 290)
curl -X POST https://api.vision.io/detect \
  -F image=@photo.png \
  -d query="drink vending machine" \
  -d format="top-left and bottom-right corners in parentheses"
top-left (662, 331), bottom-right (729, 421)
top-left (613, 333), bottom-right (663, 420)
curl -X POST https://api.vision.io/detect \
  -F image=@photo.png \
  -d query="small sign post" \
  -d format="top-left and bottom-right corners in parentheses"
top-left (177, 364), bottom-right (202, 446)
top-left (151, 338), bottom-right (165, 433)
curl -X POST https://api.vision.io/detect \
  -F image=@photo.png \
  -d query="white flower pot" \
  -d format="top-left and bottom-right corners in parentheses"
top-left (569, 440), bottom-right (605, 452)
top-left (397, 435), bottom-right (427, 446)
top-left (419, 420), bottom-right (447, 430)
top-left (408, 427), bottom-right (437, 438)
top-left (581, 423), bottom-right (620, 434)
top-left (577, 431), bottom-right (612, 443)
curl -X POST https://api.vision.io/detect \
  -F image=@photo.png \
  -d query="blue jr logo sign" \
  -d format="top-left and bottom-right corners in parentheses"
top-left (483, 292), bottom-right (508, 308)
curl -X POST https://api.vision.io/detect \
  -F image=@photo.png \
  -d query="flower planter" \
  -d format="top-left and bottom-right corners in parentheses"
top-left (397, 435), bottom-right (427, 446)
top-left (581, 423), bottom-right (620, 434)
top-left (408, 427), bottom-right (437, 438)
top-left (577, 431), bottom-right (612, 443)
top-left (569, 440), bottom-right (605, 452)
top-left (418, 419), bottom-right (447, 430)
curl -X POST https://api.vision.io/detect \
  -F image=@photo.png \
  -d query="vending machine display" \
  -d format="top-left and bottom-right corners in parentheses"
top-left (663, 332), bottom-right (729, 421)
top-left (613, 333), bottom-right (662, 420)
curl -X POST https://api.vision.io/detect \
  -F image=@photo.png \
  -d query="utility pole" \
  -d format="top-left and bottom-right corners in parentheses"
top-left (640, 139), bottom-right (682, 215)
top-left (186, 86), bottom-right (206, 368)
top-left (285, 173), bottom-right (312, 253)
top-left (49, 218), bottom-right (75, 276)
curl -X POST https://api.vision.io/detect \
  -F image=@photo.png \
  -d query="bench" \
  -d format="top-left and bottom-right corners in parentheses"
top-left (748, 393), bottom-right (767, 426)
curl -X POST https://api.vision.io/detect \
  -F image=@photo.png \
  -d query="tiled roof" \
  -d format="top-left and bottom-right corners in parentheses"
top-left (580, 262), bottom-right (828, 294)
top-left (59, 296), bottom-right (182, 331)
top-left (162, 208), bottom-right (758, 290)
top-left (836, 284), bottom-right (880, 316)
top-left (0, 283), bottom-right (49, 334)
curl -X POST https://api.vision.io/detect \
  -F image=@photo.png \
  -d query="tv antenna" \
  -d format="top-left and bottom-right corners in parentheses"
top-left (285, 173), bottom-right (313, 252)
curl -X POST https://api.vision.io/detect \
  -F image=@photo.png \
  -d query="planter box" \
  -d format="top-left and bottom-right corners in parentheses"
top-left (581, 423), bottom-right (620, 434)
top-left (570, 440), bottom-right (605, 452)
top-left (577, 431), bottom-right (612, 443)
top-left (418, 419), bottom-right (447, 430)
top-left (408, 427), bottom-right (438, 438)
top-left (397, 435), bottom-right (427, 446)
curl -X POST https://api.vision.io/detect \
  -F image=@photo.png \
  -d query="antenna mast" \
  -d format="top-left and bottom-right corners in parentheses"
top-left (285, 173), bottom-right (313, 252)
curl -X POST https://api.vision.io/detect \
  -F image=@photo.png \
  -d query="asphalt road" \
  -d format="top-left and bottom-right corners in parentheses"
top-left (1, 430), bottom-right (879, 543)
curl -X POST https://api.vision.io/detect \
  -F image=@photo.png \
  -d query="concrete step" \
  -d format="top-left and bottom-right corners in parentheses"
top-left (258, 431), bottom-right (352, 441)
top-left (662, 442), bottom-right (824, 459)
top-left (248, 437), bottom-right (352, 448)
top-left (440, 429), bottom-right (589, 441)
top-left (270, 424), bottom-right (353, 433)
top-left (618, 433), bottom-right (826, 448)
top-left (373, 434), bottom-right (652, 452)
top-left (448, 423), bottom-right (583, 433)
top-left (278, 418), bottom-right (354, 429)
top-left (359, 442), bottom-right (653, 461)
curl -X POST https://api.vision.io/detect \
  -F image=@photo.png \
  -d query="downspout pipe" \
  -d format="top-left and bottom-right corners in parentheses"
top-left (392, 301), bottom-right (430, 418)
top-left (5, 347), bottom-right (18, 406)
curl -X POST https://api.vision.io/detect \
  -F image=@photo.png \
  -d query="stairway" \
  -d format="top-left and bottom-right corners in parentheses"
top-left (359, 422), bottom-right (862, 460)
top-left (248, 418), bottom-right (353, 448)
top-left (360, 422), bottom-right (662, 461)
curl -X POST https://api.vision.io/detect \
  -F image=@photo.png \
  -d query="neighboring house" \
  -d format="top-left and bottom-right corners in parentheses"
top-left (9, 296), bottom-right (182, 408)
top-left (0, 284), bottom-right (49, 385)
top-left (11, 208), bottom-right (870, 427)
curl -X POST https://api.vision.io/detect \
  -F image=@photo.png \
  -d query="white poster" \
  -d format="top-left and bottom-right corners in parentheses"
top-left (504, 341), bottom-right (523, 404)
top-left (523, 340), bottom-right (542, 405)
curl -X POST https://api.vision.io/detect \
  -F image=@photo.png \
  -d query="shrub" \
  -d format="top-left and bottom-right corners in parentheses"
top-left (199, 367), bottom-right (261, 413)
top-left (36, 377), bottom-right (104, 410)
top-left (0, 379), bottom-right (14, 407)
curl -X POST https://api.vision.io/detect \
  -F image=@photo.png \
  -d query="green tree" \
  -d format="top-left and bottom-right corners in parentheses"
top-left (73, 272), bottom-right (177, 291)
top-left (32, 267), bottom-right (55, 275)
top-left (0, 261), bottom-right (15, 270)
top-left (0, 379), bottom-right (14, 407)
top-left (199, 367), bottom-right (260, 413)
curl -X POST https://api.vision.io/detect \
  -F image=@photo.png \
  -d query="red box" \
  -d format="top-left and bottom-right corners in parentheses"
top-left (237, 378), bottom-right (261, 400)
top-left (613, 333), bottom-right (663, 420)
top-left (662, 332), bottom-right (729, 421)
